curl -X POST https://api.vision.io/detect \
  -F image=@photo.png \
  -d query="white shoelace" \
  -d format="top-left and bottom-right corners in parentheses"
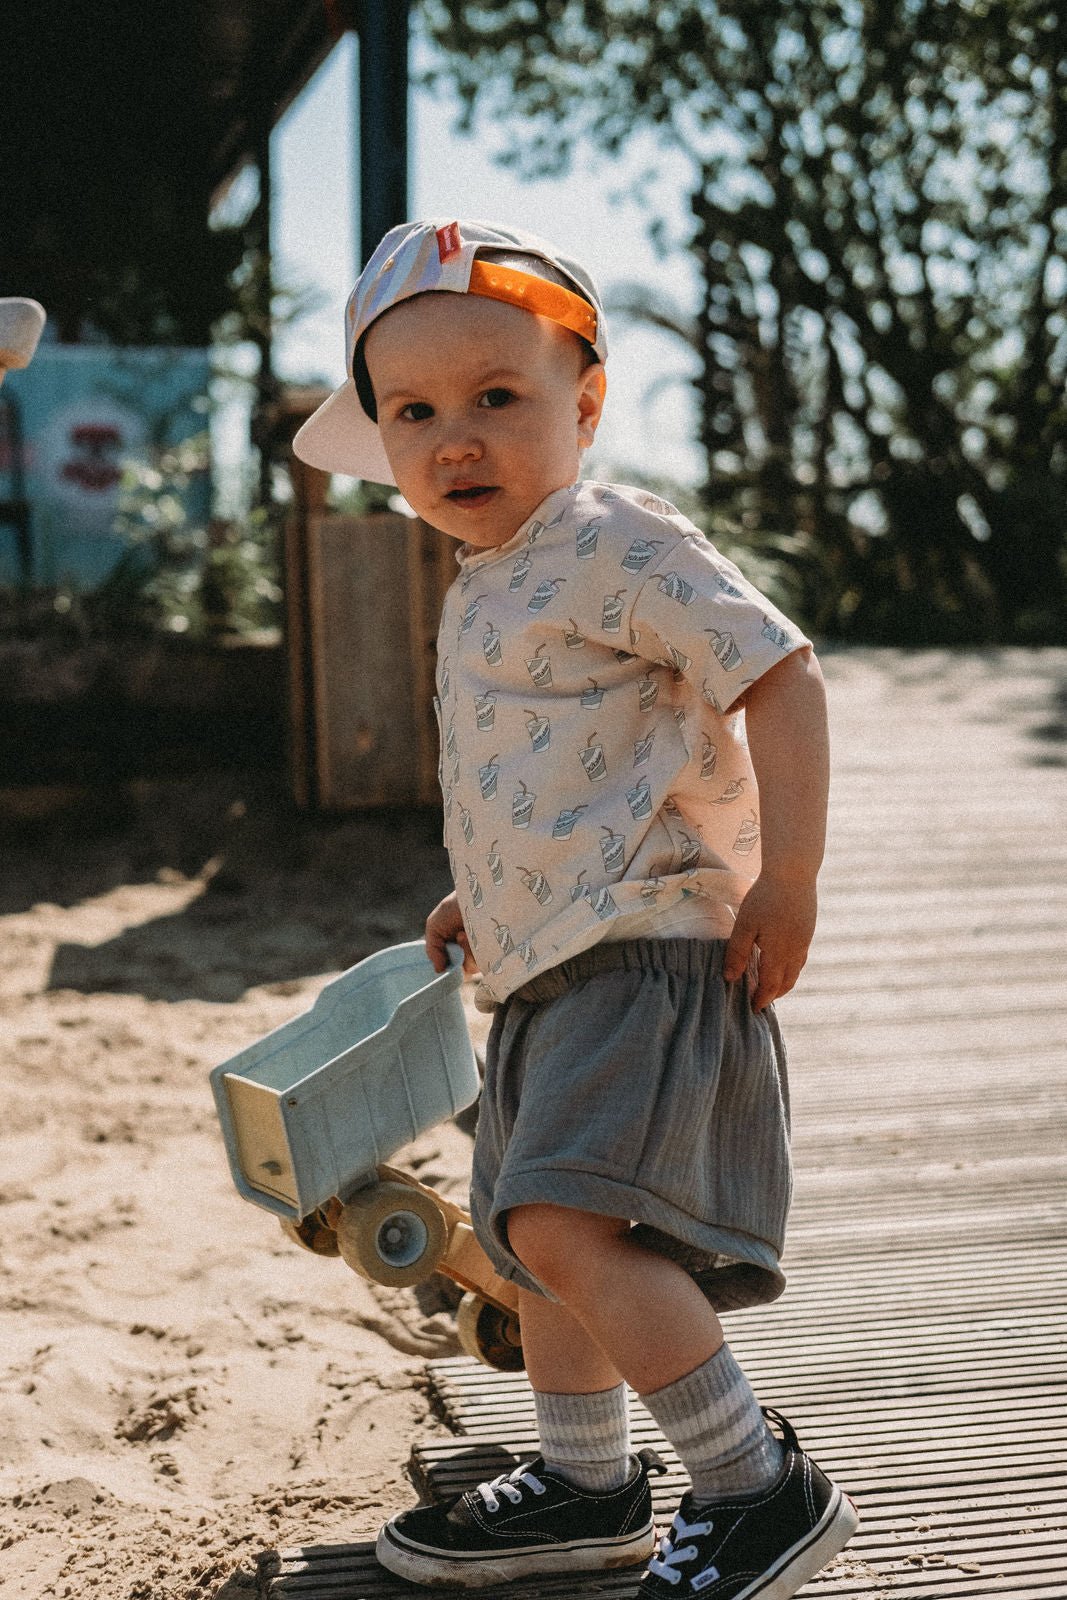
top-left (647, 1510), bottom-right (716, 1585)
top-left (473, 1465), bottom-right (547, 1514)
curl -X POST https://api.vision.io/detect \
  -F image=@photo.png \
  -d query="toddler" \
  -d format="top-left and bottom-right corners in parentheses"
top-left (295, 218), bottom-right (857, 1598)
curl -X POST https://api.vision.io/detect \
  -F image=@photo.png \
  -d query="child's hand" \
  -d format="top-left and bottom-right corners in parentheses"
top-left (723, 873), bottom-right (817, 1011)
top-left (425, 890), bottom-right (479, 976)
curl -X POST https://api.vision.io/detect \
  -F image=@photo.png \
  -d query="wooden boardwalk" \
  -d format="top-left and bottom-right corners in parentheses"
top-left (261, 648), bottom-right (1067, 1599)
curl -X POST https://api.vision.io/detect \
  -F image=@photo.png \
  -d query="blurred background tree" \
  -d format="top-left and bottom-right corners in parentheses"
top-left (423, 0), bottom-right (1067, 643)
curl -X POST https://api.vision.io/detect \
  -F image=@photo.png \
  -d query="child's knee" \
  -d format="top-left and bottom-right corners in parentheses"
top-left (507, 1203), bottom-right (624, 1294)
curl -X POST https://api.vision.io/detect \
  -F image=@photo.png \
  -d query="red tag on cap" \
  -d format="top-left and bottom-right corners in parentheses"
top-left (436, 223), bottom-right (462, 262)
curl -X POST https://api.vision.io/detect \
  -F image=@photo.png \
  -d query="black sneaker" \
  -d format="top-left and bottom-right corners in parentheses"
top-left (376, 1447), bottom-right (666, 1588)
top-left (638, 1410), bottom-right (858, 1599)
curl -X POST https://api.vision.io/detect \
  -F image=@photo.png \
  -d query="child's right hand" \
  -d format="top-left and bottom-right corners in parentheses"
top-left (425, 890), bottom-right (479, 976)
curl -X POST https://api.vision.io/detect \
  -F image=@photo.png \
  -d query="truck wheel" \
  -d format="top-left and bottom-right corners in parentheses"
top-left (456, 1291), bottom-right (525, 1372)
top-left (280, 1211), bottom-right (340, 1256)
top-left (336, 1182), bottom-right (449, 1288)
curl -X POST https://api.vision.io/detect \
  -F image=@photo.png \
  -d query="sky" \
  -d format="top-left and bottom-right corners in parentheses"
top-left (246, 31), bottom-right (705, 497)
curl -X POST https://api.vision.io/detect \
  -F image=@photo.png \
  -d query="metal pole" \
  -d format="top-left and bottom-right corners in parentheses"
top-left (252, 112), bottom-right (276, 507)
top-left (357, 0), bottom-right (410, 267)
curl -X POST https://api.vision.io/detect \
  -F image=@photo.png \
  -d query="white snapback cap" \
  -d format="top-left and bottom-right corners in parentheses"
top-left (292, 219), bottom-right (607, 484)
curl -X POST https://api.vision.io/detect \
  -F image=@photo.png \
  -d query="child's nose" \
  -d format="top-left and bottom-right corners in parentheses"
top-left (435, 426), bottom-right (483, 464)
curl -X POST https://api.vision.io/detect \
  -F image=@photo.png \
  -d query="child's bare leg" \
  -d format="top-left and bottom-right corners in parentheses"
top-left (517, 1288), bottom-right (622, 1393)
top-left (510, 1202), bottom-right (783, 1505)
top-left (509, 1203), bottom-right (723, 1394)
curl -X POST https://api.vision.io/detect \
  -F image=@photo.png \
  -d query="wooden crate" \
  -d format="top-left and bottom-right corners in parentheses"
top-left (293, 510), bottom-right (455, 809)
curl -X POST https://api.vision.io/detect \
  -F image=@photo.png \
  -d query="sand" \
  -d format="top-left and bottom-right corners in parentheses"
top-left (0, 778), bottom-right (492, 1598)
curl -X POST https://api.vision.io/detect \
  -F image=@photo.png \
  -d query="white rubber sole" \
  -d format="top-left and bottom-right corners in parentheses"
top-left (375, 1519), bottom-right (657, 1590)
top-left (740, 1487), bottom-right (860, 1600)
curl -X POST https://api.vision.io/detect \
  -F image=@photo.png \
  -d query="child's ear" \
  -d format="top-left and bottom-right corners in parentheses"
top-left (577, 363), bottom-right (607, 449)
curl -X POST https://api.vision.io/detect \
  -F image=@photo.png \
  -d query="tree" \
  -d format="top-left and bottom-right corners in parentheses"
top-left (422, 0), bottom-right (1067, 640)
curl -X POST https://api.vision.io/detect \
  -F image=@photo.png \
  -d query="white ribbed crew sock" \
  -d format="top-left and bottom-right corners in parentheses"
top-left (640, 1344), bottom-right (783, 1504)
top-left (534, 1382), bottom-right (633, 1493)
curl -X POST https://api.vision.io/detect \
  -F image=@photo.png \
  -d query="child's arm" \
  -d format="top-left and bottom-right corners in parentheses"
top-left (425, 889), bottom-right (479, 976)
top-left (723, 647), bottom-right (830, 1011)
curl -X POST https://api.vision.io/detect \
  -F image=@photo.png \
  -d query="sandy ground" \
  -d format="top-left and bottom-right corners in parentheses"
top-left (0, 780), bottom-right (493, 1599)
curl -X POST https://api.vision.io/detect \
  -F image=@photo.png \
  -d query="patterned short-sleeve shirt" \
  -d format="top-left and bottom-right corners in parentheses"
top-left (435, 479), bottom-right (810, 1004)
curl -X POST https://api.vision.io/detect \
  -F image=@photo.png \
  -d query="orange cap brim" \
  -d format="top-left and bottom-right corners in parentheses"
top-left (467, 261), bottom-right (599, 349)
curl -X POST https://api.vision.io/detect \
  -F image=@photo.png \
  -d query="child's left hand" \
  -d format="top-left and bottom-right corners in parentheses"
top-left (723, 873), bottom-right (817, 1012)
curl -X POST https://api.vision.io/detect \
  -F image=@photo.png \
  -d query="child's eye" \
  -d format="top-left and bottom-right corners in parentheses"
top-left (478, 388), bottom-right (515, 409)
top-left (400, 401), bottom-right (433, 422)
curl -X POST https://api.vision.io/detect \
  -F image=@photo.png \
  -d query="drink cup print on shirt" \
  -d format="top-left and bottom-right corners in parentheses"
top-left (633, 730), bottom-right (655, 766)
top-left (493, 918), bottom-right (514, 956)
top-left (512, 781), bottom-right (535, 829)
top-left (581, 678), bottom-right (604, 709)
top-left (666, 642), bottom-right (691, 673)
top-left (524, 710), bottom-right (551, 752)
top-left (460, 595), bottom-right (488, 637)
top-left (466, 866), bottom-right (484, 908)
top-left (445, 716), bottom-right (459, 760)
top-left (576, 519), bottom-right (601, 559)
top-left (509, 552), bottom-right (533, 590)
top-left (592, 886), bottom-right (619, 920)
top-left (564, 618), bottom-right (586, 649)
top-left (680, 831), bottom-right (702, 869)
top-left (483, 622), bottom-right (503, 666)
top-left (526, 520), bottom-right (546, 544)
top-left (602, 590), bottom-right (627, 632)
top-left (479, 755), bottom-right (500, 800)
top-left (761, 615), bottom-right (791, 649)
top-left (638, 674), bottom-right (659, 711)
top-left (701, 738), bottom-right (719, 780)
top-left (657, 571), bottom-right (696, 605)
top-left (713, 777), bottom-right (746, 805)
top-left (571, 870), bottom-right (591, 903)
top-left (621, 537), bottom-right (662, 573)
top-left (600, 824), bottom-right (626, 877)
top-left (487, 840), bottom-right (504, 885)
top-left (734, 812), bottom-right (761, 854)
top-left (706, 629), bottom-right (742, 671)
top-left (526, 643), bottom-right (553, 688)
top-left (518, 866), bottom-right (553, 906)
top-left (516, 940), bottom-right (538, 969)
top-left (701, 678), bottom-right (726, 713)
top-left (580, 732), bottom-right (608, 783)
top-left (440, 656), bottom-right (451, 699)
top-left (475, 692), bottom-right (496, 731)
top-left (641, 876), bottom-right (665, 906)
top-left (460, 806), bottom-right (475, 844)
top-left (528, 577), bottom-right (566, 613)
top-left (626, 778), bottom-right (653, 821)
top-left (553, 804), bottom-right (587, 840)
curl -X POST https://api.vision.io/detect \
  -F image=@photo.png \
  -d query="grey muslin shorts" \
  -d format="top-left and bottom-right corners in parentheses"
top-left (469, 938), bottom-right (793, 1313)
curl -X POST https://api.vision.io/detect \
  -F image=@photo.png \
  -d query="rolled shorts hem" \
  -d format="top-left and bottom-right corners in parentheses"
top-left (486, 1167), bottom-right (787, 1311)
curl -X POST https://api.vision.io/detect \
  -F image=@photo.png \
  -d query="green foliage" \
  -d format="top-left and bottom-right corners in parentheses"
top-left (423, 0), bottom-right (1067, 643)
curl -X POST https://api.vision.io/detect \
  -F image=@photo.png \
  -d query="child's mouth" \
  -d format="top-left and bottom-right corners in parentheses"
top-left (446, 485), bottom-right (498, 507)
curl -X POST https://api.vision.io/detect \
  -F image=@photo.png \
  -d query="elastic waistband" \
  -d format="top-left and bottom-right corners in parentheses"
top-left (509, 936), bottom-right (728, 1005)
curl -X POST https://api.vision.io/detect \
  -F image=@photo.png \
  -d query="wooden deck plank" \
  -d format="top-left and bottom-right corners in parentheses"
top-left (260, 649), bottom-right (1067, 1596)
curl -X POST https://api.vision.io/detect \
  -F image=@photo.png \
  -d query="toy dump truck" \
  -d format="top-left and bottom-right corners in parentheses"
top-left (210, 940), bottom-right (522, 1370)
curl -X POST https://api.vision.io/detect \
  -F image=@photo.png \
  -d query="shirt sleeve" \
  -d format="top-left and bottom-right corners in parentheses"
top-left (628, 534), bottom-right (811, 712)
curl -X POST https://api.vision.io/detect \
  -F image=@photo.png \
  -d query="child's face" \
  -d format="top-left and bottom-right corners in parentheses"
top-left (363, 292), bottom-right (606, 549)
